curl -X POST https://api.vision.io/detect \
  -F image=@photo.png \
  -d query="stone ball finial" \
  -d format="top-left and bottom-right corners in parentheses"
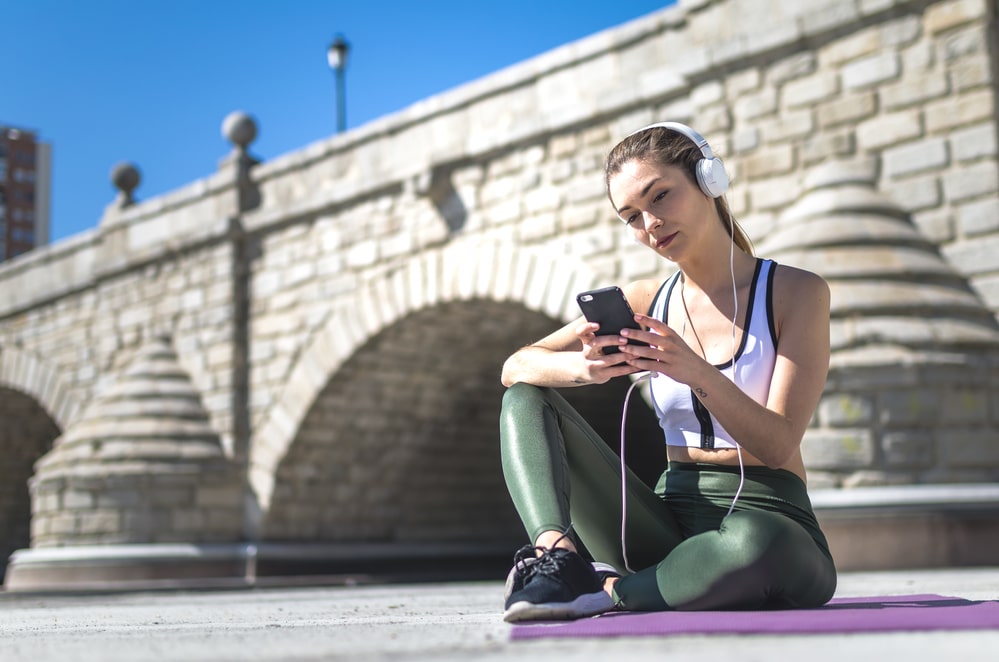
top-left (110, 162), bottom-right (141, 205)
top-left (222, 111), bottom-right (258, 151)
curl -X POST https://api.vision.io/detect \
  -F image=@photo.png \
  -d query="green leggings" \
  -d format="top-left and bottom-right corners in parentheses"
top-left (499, 383), bottom-right (837, 611)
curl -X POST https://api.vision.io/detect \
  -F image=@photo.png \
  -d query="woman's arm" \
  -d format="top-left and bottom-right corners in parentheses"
top-left (621, 266), bottom-right (830, 468)
top-left (500, 280), bottom-right (660, 388)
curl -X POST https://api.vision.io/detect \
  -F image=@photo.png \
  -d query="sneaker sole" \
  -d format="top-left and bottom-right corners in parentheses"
top-left (503, 591), bottom-right (613, 623)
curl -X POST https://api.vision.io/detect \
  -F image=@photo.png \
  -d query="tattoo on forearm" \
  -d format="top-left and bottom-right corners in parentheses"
top-left (572, 378), bottom-right (587, 384)
top-left (694, 387), bottom-right (708, 399)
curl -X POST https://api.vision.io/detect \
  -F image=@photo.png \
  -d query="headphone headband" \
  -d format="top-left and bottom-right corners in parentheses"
top-left (627, 121), bottom-right (714, 159)
top-left (625, 121), bottom-right (728, 198)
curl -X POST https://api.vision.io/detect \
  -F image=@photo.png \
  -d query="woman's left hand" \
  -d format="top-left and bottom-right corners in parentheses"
top-left (617, 313), bottom-right (707, 385)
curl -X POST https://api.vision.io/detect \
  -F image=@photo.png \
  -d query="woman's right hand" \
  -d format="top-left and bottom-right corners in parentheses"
top-left (500, 284), bottom-right (660, 388)
top-left (575, 321), bottom-right (642, 384)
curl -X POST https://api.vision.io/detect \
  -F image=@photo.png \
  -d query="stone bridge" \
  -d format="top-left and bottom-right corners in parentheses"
top-left (3, 0), bottom-right (999, 588)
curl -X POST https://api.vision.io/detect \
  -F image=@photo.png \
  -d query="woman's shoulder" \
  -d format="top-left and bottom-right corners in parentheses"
top-left (769, 260), bottom-right (830, 312)
top-left (622, 276), bottom-right (674, 314)
top-left (770, 261), bottom-right (828, 290)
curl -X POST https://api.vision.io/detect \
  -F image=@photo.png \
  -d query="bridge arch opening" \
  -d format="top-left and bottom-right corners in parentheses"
top-left (263, 299), bottom-right (664, 553)
top-left (0, 387), bottom-right (60, 583)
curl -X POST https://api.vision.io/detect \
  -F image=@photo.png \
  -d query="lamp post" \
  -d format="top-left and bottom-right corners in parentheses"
top-left (327, 35), bottom-right (350, 133)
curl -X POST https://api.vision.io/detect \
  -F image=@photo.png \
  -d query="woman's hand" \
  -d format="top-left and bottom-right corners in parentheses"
top-left (616, 313), bottom-right (708, 385)
top-left (499, 278), bottom-right (663, 389)
top-left (575, 320), bottom-right (643, 385)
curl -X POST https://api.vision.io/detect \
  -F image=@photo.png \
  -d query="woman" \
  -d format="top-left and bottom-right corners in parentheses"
top-left (499, 122), bottom-right (837, 623)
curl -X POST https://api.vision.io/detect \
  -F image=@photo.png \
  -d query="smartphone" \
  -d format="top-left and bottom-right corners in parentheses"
top-left (576, 286), bottom-right (645, 354)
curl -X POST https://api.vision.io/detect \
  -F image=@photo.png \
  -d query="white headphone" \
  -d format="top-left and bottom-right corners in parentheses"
top-left (628, 121), bottom-right (730, 198)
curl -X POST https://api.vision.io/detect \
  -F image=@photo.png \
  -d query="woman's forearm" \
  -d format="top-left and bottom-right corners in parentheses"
top-left (501, 346), bottom-right (590, 388)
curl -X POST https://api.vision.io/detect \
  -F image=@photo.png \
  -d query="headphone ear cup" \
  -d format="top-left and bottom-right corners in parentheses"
top-left (696, 157), bottom-right (729, 198)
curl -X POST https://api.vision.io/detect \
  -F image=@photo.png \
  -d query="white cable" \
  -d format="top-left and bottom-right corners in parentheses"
top-left (724, 209), bottom-right (745, 519)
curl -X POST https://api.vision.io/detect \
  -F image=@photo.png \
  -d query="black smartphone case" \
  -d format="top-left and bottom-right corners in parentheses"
top-left (576, 286), bottom-right (643, 354)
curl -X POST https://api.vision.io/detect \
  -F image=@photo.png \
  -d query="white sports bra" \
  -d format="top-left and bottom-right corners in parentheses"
top-left (648, 259), bottom-right (779, 450)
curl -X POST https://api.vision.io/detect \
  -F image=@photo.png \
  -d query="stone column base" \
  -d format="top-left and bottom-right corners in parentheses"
top-left (3, 544), bottom-right (253, 591)
top-left (7, 485), bottom-right (995, 591)
top-left (812, 484), bottom-right (999, 570)
top-left (2, 541), bottom-right (514, 592)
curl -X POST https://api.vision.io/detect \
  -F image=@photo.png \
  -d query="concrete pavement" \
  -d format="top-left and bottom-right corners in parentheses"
top-left (1, 567), bottom-right (998, 661)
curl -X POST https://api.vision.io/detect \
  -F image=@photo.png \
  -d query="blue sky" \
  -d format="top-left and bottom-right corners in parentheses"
top-left (1, 1), bottom-right (673, 242)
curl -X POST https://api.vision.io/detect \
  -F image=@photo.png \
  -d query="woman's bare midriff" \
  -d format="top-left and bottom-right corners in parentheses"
top-left (667, 446), bottom-right (807, 482)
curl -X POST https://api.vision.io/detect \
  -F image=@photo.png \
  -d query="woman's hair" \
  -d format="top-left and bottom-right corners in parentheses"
top-left (604, 125), bottom-right (754, 255)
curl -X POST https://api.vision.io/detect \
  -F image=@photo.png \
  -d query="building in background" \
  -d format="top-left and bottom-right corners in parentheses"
top-left (0, 126), bottom-right (51, 262)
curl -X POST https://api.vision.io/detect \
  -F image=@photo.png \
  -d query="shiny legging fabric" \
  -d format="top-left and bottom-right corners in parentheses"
top-left (499, 382), bottom-right (837, 611)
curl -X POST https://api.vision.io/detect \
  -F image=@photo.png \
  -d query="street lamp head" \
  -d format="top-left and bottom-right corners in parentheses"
top-left (327, 35), bottom-right (350, 72)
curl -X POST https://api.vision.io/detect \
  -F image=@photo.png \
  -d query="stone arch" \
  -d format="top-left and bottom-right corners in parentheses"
top-left (262, 299), bottom-right (541, 545)
top-left (0, 346), bottom-right (81, 430)
top-left (255, 244), bottom-right (666, 545)
top-left (0, 347), bottom-right (70, 582)
top-left (250, 242), bottom-right (606, 513)
top-left (260, 298), bottom-right (666, 545)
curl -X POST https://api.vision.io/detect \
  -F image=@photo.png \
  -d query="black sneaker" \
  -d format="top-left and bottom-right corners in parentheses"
top-left (502, 545), bottom-right (613, 622)
top-left (503, 544), bottom-right (538, 602)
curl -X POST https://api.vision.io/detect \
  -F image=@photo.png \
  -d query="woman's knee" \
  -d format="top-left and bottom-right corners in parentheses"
top-left (501, 382), bottom-right (552, 419)
top-left (503, 381), bottom-right (542, 404)
top-left (721, 511), bottom-right (836, 606)
top-left (503, 382), bottom-right (546, 412)
top-left (500, 383), bottom-right (552, 448)
top-left (722, 511), bottom-right (830, 579)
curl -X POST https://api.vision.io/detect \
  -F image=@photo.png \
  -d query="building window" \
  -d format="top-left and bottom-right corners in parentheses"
top-left (11, 227), bottom-right (35, 244)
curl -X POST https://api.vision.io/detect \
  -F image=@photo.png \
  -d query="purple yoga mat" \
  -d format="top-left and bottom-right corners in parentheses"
top-left (510, 594), bottom-right (999, 640)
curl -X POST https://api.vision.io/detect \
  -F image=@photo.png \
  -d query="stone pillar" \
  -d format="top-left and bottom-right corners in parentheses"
top-left (219, 110), bottom-right (261, 541)
top-left (5, 337), bottom-right (246, 589)
top-left (762, 161), bottom-right (999, 487)
top-left (760, 161), bottom-right (999, 569)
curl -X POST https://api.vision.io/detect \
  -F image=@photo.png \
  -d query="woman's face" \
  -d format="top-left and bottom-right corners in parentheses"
top-left (608, 159), bottom-right (714, 262)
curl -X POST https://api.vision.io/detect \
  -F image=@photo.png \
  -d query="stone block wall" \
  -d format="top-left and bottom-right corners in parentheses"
top-left (812, 352), bottom-right (999, 487)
